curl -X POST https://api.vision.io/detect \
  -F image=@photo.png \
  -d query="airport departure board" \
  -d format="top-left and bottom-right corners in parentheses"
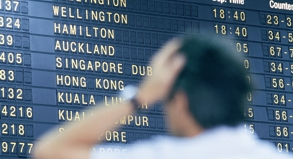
top-left (2, 0), bottom-right (293, 158)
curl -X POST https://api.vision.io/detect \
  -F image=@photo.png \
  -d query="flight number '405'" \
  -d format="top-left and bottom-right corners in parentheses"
top-left (0, 52), bottom-right (22, 64)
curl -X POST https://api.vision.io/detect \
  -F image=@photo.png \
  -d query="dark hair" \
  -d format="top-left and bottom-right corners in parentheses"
top-left (168, 35), bottom-right (251, 129)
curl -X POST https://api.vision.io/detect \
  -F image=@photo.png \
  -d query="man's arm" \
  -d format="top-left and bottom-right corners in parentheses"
top-left (33, 39), bottom-right (185, 159)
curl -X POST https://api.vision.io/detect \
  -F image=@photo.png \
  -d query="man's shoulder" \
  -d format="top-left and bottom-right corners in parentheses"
top-left (153, 126), bottom-right (293, 159)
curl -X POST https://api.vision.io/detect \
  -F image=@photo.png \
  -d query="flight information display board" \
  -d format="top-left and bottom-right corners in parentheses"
top-left (1, 0), bottom-right (293, 158)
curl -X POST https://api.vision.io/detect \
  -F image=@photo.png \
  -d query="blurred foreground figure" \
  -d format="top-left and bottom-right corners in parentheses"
top-left (33, 36), bottom-right (292, 159)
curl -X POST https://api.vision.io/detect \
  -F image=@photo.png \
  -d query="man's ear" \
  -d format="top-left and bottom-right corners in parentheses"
top-left (174, 91), bottom-right (204, 136)
top-left (173, 91), bottom-right (189, 113)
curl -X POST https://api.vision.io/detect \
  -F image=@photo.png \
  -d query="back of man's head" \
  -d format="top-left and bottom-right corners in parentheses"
top-left (168, 36), bottom-right (251, 129)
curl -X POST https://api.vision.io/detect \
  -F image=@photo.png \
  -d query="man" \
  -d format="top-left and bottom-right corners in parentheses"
top-left (33, 36), bottom-right (292, 159)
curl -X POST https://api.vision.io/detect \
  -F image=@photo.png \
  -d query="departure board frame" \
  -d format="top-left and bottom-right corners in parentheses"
top-left (1, 0), bottom-right (293, 158)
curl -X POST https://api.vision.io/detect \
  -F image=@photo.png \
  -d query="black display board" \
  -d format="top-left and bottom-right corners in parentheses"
top-left (1, 0), bottom-right (293, 158)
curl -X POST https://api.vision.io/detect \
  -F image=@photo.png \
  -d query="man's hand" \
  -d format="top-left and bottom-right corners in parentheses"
top-left (137, 39), bottom-right (186, 105)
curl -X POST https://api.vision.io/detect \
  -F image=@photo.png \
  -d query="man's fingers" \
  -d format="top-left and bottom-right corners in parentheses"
top-left (161, 54), bottom-right (186, 91)
top-left (172, 54), bottom-right (186, 70)
top-left (152, 38), bottom-right (181, 65)
top-left (169, 54), bottom-right (186, 78)
top-left (160, 38), bottom-right (181, 57)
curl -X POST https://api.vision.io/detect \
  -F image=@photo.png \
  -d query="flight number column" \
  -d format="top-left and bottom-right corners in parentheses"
top-left (0, 0), bottom-right (34, 158)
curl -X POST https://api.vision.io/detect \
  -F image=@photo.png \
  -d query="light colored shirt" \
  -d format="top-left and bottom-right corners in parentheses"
top-left (90, 126), bottom-right (293, 159)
